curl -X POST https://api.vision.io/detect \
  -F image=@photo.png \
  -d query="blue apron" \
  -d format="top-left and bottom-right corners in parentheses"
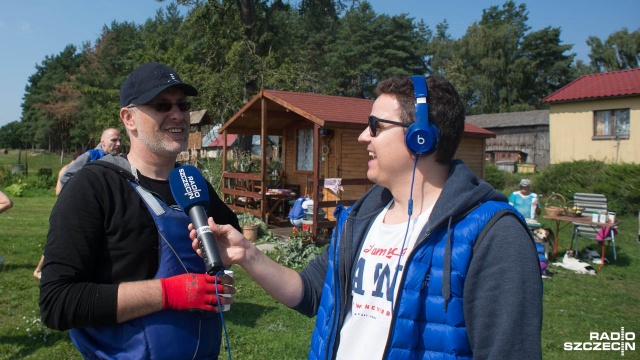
top-left (70, 182), bottom-right (221, 359)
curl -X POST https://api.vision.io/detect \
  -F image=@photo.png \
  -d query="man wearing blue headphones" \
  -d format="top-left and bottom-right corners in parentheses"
top-left (193, 75), bottom-right (543, 359)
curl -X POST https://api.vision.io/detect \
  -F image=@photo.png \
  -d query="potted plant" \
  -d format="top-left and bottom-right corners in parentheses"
top-left (266, 158), bottom-right (283, 188)
top-left (267, 157), bottom-right (282, 176)
top-left (236, 151), bottom-right (253, 172)
top-left (237, 212), bottom-right (262, 242)
top-left (288, 225), bottom-right (312, 245)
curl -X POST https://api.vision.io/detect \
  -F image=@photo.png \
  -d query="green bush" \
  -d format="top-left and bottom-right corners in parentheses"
top-left (199, 157), bottom-right (223, 194)
top-left (30, 173), bottom-right (57, 190)
top-left (484, 163), bottom-right (506, 191)
top-left (4, 181), bottom-right (27, 197)
top-left (269, 238), bottom-right (323, 270)
top-left (534, 160), bottom-right (640, 216)
top-left (484, 163), bottom-right (523, 193)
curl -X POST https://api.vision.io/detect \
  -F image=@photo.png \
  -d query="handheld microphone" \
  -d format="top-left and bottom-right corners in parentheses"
top-left (169, 165), bottom-right (225, 275)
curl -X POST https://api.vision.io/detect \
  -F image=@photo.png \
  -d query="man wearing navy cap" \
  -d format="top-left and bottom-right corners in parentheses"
top-left (40, 62), bottom-right (240, 359)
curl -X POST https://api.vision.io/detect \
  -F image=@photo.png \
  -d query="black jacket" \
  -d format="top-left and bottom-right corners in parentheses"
top-left (40, 156), bottom-right (239, 330)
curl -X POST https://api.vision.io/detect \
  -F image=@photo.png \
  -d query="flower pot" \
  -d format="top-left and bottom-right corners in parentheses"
top-left (242, 224), bottom-right (259, 242)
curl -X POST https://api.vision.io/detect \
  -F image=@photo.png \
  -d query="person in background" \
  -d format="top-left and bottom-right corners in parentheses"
top-left (58, 128), bottom-right (122, 187)
top-left (0, 190), bottom-right (12, 214)
top-left (191, 75), bottom-right (542, 359)
top-left (288, 196), bottom-right (308, 228)
top-left (509, 179), bottom-right (551, 277)
top-left (40, 62), bottom-right (239, 359)
top-left (509, 178), bottom-right (540, 220)
top-left (509, 179), bottom-right (550, 279)
top-left (55, 149), bottom-right (83, 196)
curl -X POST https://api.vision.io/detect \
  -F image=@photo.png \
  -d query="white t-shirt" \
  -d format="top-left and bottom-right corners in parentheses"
top-left (336, 201), bottom-right (431, 359)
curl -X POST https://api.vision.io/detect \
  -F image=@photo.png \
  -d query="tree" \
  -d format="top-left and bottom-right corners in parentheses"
top-left (455, 1), bottom-right (575, 113)
top-left (72, 20), bottom-right (142, 149)
top-left (325, 1), bottom-right (379, 97)
top-left (518, 26), bottom-right (574, 108)
top-left (458, 1), bottom-right (531, 114)
top-left (21, 45), bottom-right (82, 151)
top-left (327, 2), bottom-right (429, 98)
top-left (0, 121), bottom-right (25, 149)
top-left (586, 28), bottom-right (640, 72)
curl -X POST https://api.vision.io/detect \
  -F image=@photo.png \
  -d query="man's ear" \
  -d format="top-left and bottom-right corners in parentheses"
top-left (120, 108), bottom-right (136, 132)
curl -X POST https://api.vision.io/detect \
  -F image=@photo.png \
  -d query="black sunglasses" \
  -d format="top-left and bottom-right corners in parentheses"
top-left (127, 101), bottom-right (192, 113)
top-left (368, 115), bottom-right (409, 137)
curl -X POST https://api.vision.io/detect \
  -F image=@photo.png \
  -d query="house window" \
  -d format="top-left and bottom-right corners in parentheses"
top-left (593, 109), bottom-right (630, 139)
top-left (296, 128), bottom-right (313, 171)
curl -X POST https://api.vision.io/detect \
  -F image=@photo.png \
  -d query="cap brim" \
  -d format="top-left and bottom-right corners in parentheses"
top-left (133, 83), bottom-right (198, 105)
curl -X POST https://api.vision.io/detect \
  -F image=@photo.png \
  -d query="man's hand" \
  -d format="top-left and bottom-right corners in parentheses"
top-left (161, 273), bottom-right (234, 312)
top-left (189, 217), bottom-right (252, 267)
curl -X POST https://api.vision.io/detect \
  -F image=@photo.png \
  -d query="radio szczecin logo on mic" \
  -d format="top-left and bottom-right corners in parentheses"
top-left (179, 168), bottom-right (202, 200)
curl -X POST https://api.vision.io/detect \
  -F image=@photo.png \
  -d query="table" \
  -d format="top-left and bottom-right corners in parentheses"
top-left (264, 189), bottom-right (296, 225)
top-left (542, 214), bottom-right (620, 270)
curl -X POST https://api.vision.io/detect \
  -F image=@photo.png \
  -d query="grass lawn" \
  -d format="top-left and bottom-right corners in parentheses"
top-left (0, 150), bottom-right (72, 176)
top-left (1, 194), bottom-right (639, 359)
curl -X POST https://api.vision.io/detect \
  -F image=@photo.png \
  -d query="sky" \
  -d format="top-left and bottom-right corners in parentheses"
top-left (1, 0), bottom-right (638, 128)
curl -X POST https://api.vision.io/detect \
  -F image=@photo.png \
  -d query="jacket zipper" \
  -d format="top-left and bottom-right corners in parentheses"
top-left (381, 229), bottom-right (433, 359)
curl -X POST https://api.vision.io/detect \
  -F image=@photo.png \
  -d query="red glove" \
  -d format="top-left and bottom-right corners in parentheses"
top-left (161, 273), bottom-right (226, 311)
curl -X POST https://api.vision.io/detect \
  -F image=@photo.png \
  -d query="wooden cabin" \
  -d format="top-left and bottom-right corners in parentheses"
top-left (219, 90), bottom-right (495, 240)
top-left (179, 109), bottom-right (215, 164)
top-left (466, 110), bottom-right (550, 170)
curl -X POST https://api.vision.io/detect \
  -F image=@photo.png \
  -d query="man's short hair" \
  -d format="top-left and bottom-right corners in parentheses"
top-left (375, 75), bottom-right (465, 164)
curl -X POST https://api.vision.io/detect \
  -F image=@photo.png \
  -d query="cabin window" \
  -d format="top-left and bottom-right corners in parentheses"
top-left (296, 128), bottom-right (313, 171)
top-left (593, 109), bottom-right (630, 139)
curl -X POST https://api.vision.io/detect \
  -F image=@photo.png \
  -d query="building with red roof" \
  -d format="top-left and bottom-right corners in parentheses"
top-left (542, 69), bottom-right (640, 164)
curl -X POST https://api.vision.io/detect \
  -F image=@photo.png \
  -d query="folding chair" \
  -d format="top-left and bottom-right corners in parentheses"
top-left (571, 193), bottom-right (617, 261)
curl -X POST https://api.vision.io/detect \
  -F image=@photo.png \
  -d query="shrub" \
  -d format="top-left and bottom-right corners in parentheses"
top-left (534, 160), bottom-right (640, 216)
top-left (236, 212), bottom-right (262, 227)
top-left (484, 163), bottom-right (523, 193)
top-left (270, 238), bottom-right (322, 270)
top-left (484, 163), bottom-right (506, 191)
top-left (199, 157), bottom-right (223, 194)
top-left (30, 173), bottom-right (56, 190)
top-left (4, 180), bottom-right (27, 197)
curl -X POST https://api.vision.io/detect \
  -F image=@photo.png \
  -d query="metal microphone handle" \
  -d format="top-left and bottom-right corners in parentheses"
top-left (189, 205), bottom-right (225, 274)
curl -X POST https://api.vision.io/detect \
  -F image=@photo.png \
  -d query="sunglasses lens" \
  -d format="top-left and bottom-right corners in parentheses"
top-left (178, 102), bottom-right (191, 112)
top-left (152, 101), bottom-right (191, 112)
top-left (368, 116), bottom-right (377, 137)
top-left (154, 102), bottom-right (172, 112)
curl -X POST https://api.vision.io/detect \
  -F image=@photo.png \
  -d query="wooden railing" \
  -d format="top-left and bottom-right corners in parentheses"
top-left (221, 172), bottom-right (265, 219)
top-left (222, 173), bottom-right (373, 241)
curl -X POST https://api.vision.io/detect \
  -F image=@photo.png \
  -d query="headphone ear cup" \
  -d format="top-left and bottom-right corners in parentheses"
top-left (405, 122), bottom-right (439, 155)
top-left (406, 75), bottom-right (440, 156)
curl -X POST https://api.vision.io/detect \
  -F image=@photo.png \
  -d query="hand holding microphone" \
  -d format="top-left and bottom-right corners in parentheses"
top-left (169, 165), bottom-right (226, 274)
top-left (189, 216), bottom-right (254, 268)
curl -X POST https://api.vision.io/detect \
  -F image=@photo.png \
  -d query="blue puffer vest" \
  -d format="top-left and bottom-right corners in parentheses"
top-left (309, 201), bottom-right (526, 360)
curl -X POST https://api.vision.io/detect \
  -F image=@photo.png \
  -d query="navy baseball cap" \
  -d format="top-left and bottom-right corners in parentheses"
top-left (120, 62), bottom-right (198, 107)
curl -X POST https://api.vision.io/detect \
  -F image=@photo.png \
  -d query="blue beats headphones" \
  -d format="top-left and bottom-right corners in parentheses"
top-left (404, 75), bottom-right (440, 156)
